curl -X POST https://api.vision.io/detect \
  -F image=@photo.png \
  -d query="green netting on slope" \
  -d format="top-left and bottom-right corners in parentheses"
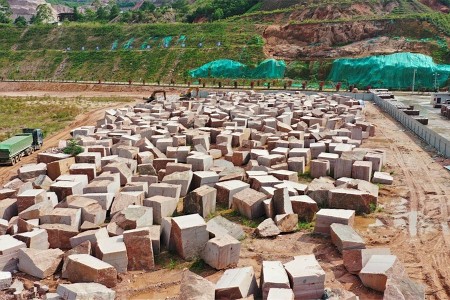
top-left (111, 40), bottom-right (118, 50)
top-left (177, 35), bottom-right (187, 45)
top-left (123, 38), bottom-right (134, 49)
top-left (162, 36), bottom-right (173, 48)
top-left (189, 59), bottom-right (286, 79)
top-left (327, 52), bottom-right (450, 89)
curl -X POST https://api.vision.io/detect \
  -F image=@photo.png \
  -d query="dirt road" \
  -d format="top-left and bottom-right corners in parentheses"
top-left (362, 102), bottom-right (450, 300)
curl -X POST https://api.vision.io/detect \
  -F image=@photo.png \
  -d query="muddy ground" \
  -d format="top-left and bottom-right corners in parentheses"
top-left (0, 83), bottom-right (449, 300)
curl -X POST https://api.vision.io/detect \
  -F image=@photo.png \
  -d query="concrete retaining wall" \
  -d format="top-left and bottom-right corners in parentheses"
top-left (373, 95), bottom-right (450, 158)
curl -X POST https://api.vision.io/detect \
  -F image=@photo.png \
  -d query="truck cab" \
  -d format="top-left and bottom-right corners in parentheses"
top-left (21, 128), bottom-right (44, 149)
top-left (431, 92), bottom-right (450, 108)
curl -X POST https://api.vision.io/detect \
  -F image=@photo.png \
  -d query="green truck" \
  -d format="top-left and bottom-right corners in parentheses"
top-left (0, 128), bottom-right (44, 165)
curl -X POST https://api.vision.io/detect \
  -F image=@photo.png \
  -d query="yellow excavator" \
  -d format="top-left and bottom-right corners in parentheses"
top-left (179, 87), bottom-right (199, 100)
top-left (143, 90), bottom-right (167, 103)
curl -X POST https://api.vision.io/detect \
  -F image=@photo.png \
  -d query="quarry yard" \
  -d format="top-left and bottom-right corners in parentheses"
top-left (0, 83), bottom-right (449, 300)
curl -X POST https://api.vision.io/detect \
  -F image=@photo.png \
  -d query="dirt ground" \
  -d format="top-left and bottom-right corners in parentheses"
top-left (1, 84), bottom-right (449, 300)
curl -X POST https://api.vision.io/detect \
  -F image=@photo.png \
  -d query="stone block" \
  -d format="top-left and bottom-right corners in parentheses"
top-left (334, 158), bottom-right (353, 179)
top-left (310, 159), bottom-right (330, 178)
top-left (186, 155), bottom-right (213, 172)
top-left (0, 235), bottom-right (26, 271)
top-left (0, 271), bottom-right (12, 290)
top-left (384, 276), bottom-right (425, 300)
top-left (261, 261), bottom-right (290, 300)
top-left (82, 193), bottom-right (115, 211)
top-left (110, 191), bottom-right (145, 216)
top-left (17, 189), bottom-right (47, 213)
top-left (328, 188), bottom-right (377, 215)
top-left (0, 198), bottom-right (17, 221)
top-left (18, 163), bottom-right (47, 181)
top-left (250, 175), bottom-right (282, 191)
top-left (307, 177), bottom-right (335, 207)
top-left (15, 228), bottom-right (49, 249)
top-left (102, 162), bottom-right (132, 186)
top-left (215, 180), bottom-right (250, 208)
top-left (184, 186), bottom-right (217, 218)
top-left (144, 195), bottom-right (178, 225)
top-left (179, 269), bottom-right (215, 300)
top-left (18, 248), bottom-right (64, 279)
top-left (67, 196), bottom-right (106, 225)
top-left (352, 161), bottom-right (373, 182)
top-left (291, 195), bottom-right (318, 222)
top-left (267, 288), bottom-right (294, 300)
top-left (56, 283), bottom-right (115, 300)
top-left (40, 224), bottom-right (79, 249)
top-left (359, 255), bottom-right (405, 292)
top-left (148, 183), bottom-right (181, 199)
top-left (372, 172), bottom-right (393, 185)
top-left (76, 152), bottom-right (101, 170)
top-left (314, 209), bottom-right (355, 235)
top-left (40, 207), bottom-right (81, 230)
top-left (69, 228), bottom-right (109, 248)
top-left (170, 214), bottom-right (209, 261)
top-left (206, 216), bottom-right (245, 240)
top-left (192, 171), bottom-right (220, 190)
top-left (69, 163), bottom-right (97, 182)
top-left (112, 205), bottom-right (153, 230)
top-left (330, 223), bottom-right (365, 253)
top-left (49, 181), bottom-right (83, 202)
top-left (166, 162), bottom-right (192, 176)
top-left (255, 218), bottom-right (280, 238)
top-left (202, 234), bottom-right (240, 270)
top-left (162, 171), bottom-right (193, 197)
top-left (284, 255), bottom-right (325, 300)
top-left (83, 180), bottom-right (119, 195)
top-left (273, 188), bottom-right (294, 215)
top-left (65, 254), bottom-right (117, 288)
top-left (95, 236), bottom-right (128, 273)
top-left (215, 267), bottom-right (258, 299)
top-left (232, 188), bottom-right (266, 220)
top-left (123, 228), bottom-right (154, 271)
top-left (275, 214), bottom-right (298, 233)
top-left (343, 248), bottom-right (391, 274)
top-left (287, 157), bottom-right (305, 173)
top-left (257, 154), bottom-right (285, 167)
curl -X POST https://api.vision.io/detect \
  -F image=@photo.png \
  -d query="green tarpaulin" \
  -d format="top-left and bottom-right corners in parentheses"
top-left (328, 52), bottom-right (450, 89)
top-left (189, 58), bottom-right (286, 79)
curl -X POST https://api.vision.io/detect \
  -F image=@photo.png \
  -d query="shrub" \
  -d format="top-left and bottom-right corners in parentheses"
top-left (63, 139), bottom-right (84, 156)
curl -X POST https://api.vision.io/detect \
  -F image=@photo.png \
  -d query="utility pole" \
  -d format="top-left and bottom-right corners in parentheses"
top-left (412, 68), bottom-right (417, 94)
top-left (434, 72), bottom-right (439, 92)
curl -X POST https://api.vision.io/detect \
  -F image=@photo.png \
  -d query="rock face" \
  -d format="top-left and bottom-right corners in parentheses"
top-left (56, 283), bottom-right (115, 300)
top-left (65, 254), bottom-right (118, 288)
top-left (256, 218), bottom-right (281, 238)
top-left (18, 248), bottom-right (64, 279)
top-left (179, 269), bottom-right (215, 300)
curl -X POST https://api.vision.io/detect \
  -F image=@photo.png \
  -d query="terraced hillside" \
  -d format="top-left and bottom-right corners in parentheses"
top-left (0, 0), bottom-right (449, 82)
top-left (0, 23), bottom-right (265, 82)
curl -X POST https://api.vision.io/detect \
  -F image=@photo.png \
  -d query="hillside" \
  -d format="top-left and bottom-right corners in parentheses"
top-left (0, 0), bottom-right (449, 83)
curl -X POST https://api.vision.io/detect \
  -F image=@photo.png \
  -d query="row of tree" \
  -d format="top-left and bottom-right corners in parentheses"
top-left (0, 0), bottom-right (260, 25)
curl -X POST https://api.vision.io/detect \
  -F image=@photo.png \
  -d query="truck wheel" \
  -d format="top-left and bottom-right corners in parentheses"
top-left (10, 157), bottom-right (16, 166)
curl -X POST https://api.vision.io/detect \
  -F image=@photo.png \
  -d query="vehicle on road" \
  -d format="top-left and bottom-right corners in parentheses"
top-left (0, 128), bottom-right (44, 165)
top-left (431, 92), bottom-right (450, 108)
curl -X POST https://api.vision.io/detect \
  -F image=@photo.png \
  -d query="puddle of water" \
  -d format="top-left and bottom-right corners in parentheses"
top-left (354, 216), bottom-right (376, 231)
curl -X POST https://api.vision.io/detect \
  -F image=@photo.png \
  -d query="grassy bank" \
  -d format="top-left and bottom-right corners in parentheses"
top-left (0, 96), bottom-right (134, 141)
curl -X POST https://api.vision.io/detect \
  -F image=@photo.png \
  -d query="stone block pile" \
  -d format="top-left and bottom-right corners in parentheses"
top-left (0, 90), bottom-right (421, 299)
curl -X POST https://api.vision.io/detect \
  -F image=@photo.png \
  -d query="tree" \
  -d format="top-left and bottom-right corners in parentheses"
top-left (34, 4), bottom-right (54, 24)
top-left (73, 6), bottom-right (82, 21)
top-left (212, 8), bottom-right (223, 20)
top-left (0, 11), bottom-right (10, 23)
top-left (109, 4), bottom-right (120, 20)
top-left (14, 16), bottom-right (26, 26)
top-left (96, 6), bottom-right (109, 20)
top-left (140, 1), bottom-right (156, 12)
top-left (172, 0), bottom-right (188, 14)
